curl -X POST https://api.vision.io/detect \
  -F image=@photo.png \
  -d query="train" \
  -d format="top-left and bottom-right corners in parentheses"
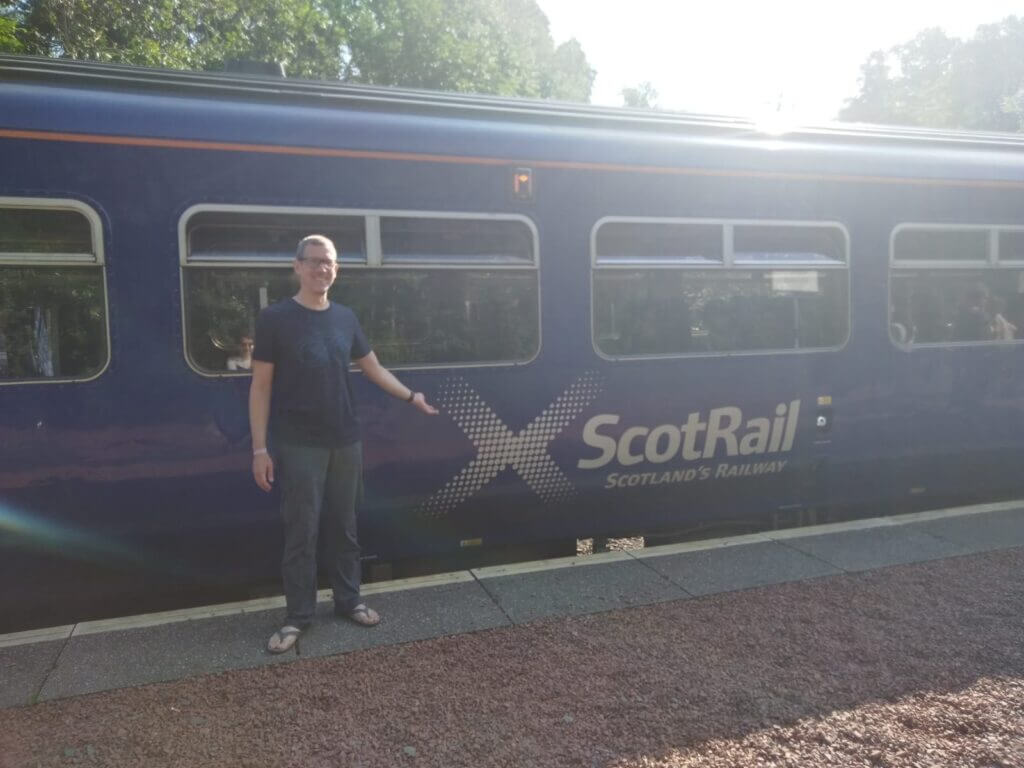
top-left (3, 55), bottom-right (1024, 633)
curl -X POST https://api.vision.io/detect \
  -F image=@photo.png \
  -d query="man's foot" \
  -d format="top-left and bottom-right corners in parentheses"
top-left (267, 625), bottom-right (303, 653)
top-left (340, 603), bottom-right (380, 627)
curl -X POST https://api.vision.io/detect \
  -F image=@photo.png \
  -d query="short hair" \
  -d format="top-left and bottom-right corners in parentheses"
top-left (296, 234), bottom-right (337, 261)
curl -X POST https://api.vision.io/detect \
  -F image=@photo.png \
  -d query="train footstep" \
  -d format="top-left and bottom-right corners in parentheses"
top-left (267, 625), bottom-right (303, 653)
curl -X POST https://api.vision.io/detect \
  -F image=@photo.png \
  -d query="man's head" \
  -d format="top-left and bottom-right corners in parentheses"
top-left (294, 234), bottom-right (339, 296)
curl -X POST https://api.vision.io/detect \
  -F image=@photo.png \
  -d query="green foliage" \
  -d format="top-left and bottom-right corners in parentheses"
top-left (340, 0), bottom-right (592, 99)
top-left (0, 267), bottom-right (107, 379)
top-left (0, 13), bottom-right (22, 52)
top-left (5, 0), bottom-right (593, 100)
top-left (9, 0), bottom-right (346, 77)
top-left (621, 81), bottom-right (658, 109)
top-left (184, 267), bottom-right (537, 371)
top-left (542, 39), bottom-right (593, 102)
top-left (840, 17), bottom-right (1024, 131)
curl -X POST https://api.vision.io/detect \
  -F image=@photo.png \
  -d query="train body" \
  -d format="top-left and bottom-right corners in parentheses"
top-left (3, 56), bottom-right (1024, 632)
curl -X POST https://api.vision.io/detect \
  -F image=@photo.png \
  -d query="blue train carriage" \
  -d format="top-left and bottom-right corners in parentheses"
top-left (2, 54), bottom-right (1024, 631)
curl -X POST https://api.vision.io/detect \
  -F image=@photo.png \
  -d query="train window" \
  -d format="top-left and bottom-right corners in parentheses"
top-left (334, 270), bottom-right (538, 365)
top-left (593, 219), bottom-right (848, 357)
top-left (184, 267), bottom-right (539, 370)
top-left (890, 270), bottom-right (1024, 344)
top-left (998, 230), bottom-right (1024, 262)
top-left (188, 210), bottom-right (366, 264)
top-left (734, 225), bottom-right (846, 265)
top-left (380, 217), bottom-right (534, 265)
top-left (594, 221), bottom-right (722, 265)
top-left (182, 208), bottom-right (539, 372)
top-left (595, 270), bottom-right (847, 355)
top-left (0, 202), bottom-right (108, 383)
top-left (892, 228), bottom-right (989, 263)
top-left (0, 208), bottom-right (93, 257)
top-left (890, 224), bottom-right (1024, 346)
top-left (889, 224), bottom-right (1024, 346)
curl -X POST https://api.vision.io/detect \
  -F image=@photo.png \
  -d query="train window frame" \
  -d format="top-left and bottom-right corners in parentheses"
top-left (178, 203), bottom-right (542, 377)
top-left (0, 197), bottom-right (111, 386)
top-left (590, 216), bottom-right (851, 361)
top-left (888, 222), bottom-right (1024, 349)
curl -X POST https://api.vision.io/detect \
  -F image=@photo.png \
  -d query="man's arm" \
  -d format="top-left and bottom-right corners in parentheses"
top-left (249, 360), bottom-right (275, 491)
top-left (355, 352), bottom-right (438, 415)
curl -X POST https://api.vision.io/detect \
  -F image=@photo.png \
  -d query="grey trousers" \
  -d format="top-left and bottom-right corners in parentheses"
top-left (276, 440), bottom-right (363, 627)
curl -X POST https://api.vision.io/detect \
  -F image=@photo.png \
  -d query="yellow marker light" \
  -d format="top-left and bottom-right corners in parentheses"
top-left (817, 395), bottom-right (832, 406)
top-left (511, 167), bottom-right (533, 200)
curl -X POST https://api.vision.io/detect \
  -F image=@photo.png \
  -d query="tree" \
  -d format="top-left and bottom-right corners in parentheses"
top-left (0, 1), bottom-right (21, 52)
top-left (840, 17), bottom-right (1024, 131)
top-left (3, 0), bottom-right (594, 101)
top-left (541, 39), bottom-right (593, 102)
top-left (6, 0), bottom-right (347, 78)
top-left (340, 0), bottom-right (593, 100)
top-left (1004, 88), bottom-right (1024, 131)
top-left (621, 81), bottom-right (657, 109)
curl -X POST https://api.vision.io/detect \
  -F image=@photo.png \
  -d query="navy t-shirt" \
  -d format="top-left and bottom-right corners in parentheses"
top-left (253, 299), bottom-right (371, 447)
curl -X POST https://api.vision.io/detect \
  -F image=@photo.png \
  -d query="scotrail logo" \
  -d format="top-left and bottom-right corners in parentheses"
top-left (416, 372), bottom-right (604, 519)
top-left (577, 400), bottom-right (801, 490)
top-left (416, 377), bottom-right (801, 517)
top-left (577, 401), bottom-right (801, 469)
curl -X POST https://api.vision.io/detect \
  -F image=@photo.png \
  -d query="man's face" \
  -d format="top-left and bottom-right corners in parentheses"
top-left (295, 242), bottom-right (338, 295)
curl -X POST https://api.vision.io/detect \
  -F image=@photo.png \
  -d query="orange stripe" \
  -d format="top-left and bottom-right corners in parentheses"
top-left (1, 126), bottom-right (1022, 190)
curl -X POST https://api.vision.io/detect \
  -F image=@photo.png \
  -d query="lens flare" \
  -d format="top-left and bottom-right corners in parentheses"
top-left (0, 501), bottom-right (187, 576)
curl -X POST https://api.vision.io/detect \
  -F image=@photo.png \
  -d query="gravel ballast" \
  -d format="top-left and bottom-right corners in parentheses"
top-left (2, 546), bottom-right (1022, 767)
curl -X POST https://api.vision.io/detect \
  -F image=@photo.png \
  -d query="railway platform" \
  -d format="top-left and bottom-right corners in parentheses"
top-left (3, 500), bottom-right (1024, 709)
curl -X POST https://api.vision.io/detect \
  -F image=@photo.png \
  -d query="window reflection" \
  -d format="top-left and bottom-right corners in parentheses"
top-left (595, 269), bottom-right (847, 355)
top-left (592, 220), bottom-right (848, 357)
top-left (890, 271), bottom-right (1024, 345)
top-left (183, 211), bottom-right (539, 372)
top-left (188, 211), bottom-right (366, 264)
top-left (893, 228), bottom-right (989, 262)
top-left (183, 268), bottom-right (539, 371)
top-left (0, 267), bottom-right (107, 380)
top-left (0, 208), bottom-right (93, 255)
top-left (890, 225), bottom-right (1024, 346)
top-left (595, 221), bottom-right (722, 265)
top-left (381, 217), bottom-right (534, 265)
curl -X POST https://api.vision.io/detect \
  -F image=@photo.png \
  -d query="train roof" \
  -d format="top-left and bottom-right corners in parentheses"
top-left (3, 54), bottom-right (1024, 152)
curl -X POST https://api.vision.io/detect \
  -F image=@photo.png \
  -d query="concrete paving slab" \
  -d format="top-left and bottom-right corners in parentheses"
top-left (781, 526), bottom-right (967, 572)
top-left (37, 610), bottom-right (296, 701)
top-left (913, 508), bottom-right (1024, 554)
top-left (0, 639), bottom-right (64, 708)
top-left (633, 532), bottom-right (773, 559)
top-left (7, 500), bottom-right (1019, 709)
top-left (476, 559), bottom-right (687, 624)
top-left (299, 581), bottom-right (509, 659)
top-left (0, 625), bottom-right (73, 649)
top-left (641, 540), bottom-right (842, 596)
top-left (472, 550), bottom-right (633, 578)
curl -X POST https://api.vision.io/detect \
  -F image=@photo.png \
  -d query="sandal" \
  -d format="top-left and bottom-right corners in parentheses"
top-left (342, 604), bottom-right (380, 627)
top-left (267, 625), bottom-right (303, 654)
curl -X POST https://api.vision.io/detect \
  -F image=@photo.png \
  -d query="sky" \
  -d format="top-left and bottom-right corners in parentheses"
top-left (537, 1), bottom-right (1024, 123)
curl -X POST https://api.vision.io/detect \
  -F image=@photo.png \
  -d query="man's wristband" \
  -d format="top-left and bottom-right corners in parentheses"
top-left (253, 448), bottom-right (268, 456)
top-left (405, 390), bottom-right (416, 403)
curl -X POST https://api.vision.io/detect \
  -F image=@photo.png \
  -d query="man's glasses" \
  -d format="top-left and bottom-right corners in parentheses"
top-left (300, 258), bottom-right (338, 270)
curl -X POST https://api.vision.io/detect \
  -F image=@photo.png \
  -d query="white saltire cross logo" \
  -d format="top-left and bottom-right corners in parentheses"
top-left (417, 372), bottom-right (604, 519)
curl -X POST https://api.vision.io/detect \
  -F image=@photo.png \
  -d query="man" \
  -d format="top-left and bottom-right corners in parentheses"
top-left (250, 234), bottom-right (438, 654)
